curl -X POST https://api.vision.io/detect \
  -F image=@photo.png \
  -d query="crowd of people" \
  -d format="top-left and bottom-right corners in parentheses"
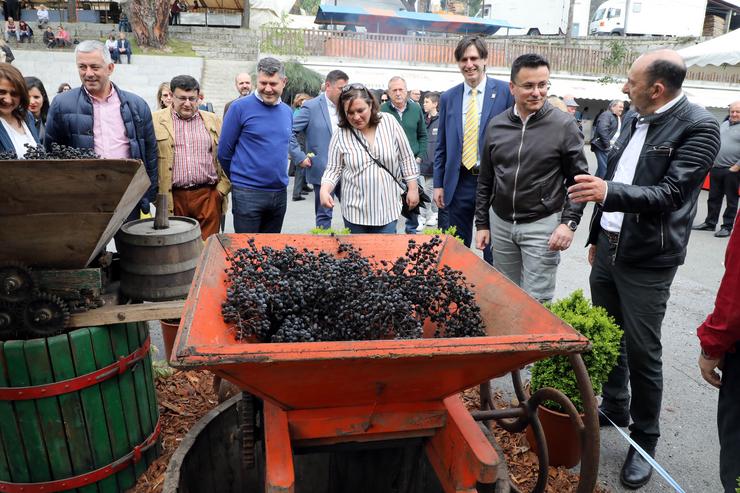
top-left (0, 33), bottom-right (737, 493)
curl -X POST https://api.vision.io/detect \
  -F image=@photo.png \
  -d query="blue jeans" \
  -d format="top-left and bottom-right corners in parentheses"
top-left (594, 148), bottom-right (609, 178)
top-left (313, 182), bottom-right (341, 229)
top-left (232, 186), bottom-right (287, 233)
top-left (343, 219), bottom-right (397, 234)
top-left (404, 212), bottom-right (419, 234)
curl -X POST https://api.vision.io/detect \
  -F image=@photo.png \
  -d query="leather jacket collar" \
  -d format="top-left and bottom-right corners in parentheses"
top-left (635, 95), bottom-right (687, 126)
top-left (507, 100), bottom-right (552, 125)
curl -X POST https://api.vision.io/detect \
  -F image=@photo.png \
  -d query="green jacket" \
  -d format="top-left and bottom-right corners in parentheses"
top-left (380, 100), bottom-right (428, 159)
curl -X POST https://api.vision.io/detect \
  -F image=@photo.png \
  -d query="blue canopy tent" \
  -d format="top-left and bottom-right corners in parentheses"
top-left (315, 5), bottom-right (517, 35)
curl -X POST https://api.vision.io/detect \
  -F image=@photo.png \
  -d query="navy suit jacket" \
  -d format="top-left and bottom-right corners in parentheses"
top-left (433, 76), bottom-right (514, 205)
top-left (289, 93), bottom-right (333, 185)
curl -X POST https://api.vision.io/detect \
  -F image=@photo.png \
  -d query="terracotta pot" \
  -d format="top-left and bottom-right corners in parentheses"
top-left (159, 319), bottom-right (180, 362)
top-left (526, 404), bottom-right (582, 468)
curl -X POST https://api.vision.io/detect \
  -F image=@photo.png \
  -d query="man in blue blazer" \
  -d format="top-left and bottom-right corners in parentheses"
top-left (289, 70), bottom-right (349, 229)
top-left (433, 36), bottom-right (514, 261)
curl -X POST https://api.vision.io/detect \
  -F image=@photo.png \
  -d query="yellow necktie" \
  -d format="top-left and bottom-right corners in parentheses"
top-left (462, 88), bottom-right (479, 171)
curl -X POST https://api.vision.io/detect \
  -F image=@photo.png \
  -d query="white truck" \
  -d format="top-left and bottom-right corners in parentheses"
top-left (589, 0), bottom-right (706, 36)
top-left (479, 0), bottom-right (592, 36)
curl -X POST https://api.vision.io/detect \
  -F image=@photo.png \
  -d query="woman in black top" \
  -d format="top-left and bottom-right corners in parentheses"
top-left (24, 76), bottom-right (49, 141)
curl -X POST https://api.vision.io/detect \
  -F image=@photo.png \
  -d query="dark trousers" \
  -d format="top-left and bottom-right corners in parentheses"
top-left (292, 167), bottom-right (307, 200)
top-left (594, 148), bottom-right (609, 179)
top-left (447, 167), bottom-right (492, 264)
top-left (313, 182), bottom-right (340, 229)
top-left (705, 167), bottom-right (739, 230)
top-left (590, 231), bottom-right (677, 451)
top-left (719, 343), bottom-right (740, 493)
top-left (232, 186), bottom-right (287, 233)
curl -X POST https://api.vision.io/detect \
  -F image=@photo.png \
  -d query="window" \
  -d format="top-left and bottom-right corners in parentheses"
top-left (592, 7), bottom-right (605, 21)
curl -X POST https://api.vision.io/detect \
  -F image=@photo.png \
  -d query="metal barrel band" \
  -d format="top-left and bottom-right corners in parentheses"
top-left (0, 417), bottom-right (161, 493)
top-left (0, 336), bottom-right (151, 401)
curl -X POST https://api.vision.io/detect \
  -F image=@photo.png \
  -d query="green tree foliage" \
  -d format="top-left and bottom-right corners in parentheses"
top-left (297, 0), bottom-right (321, 15)
top-left (282, 61), bottom-right (323, 104)
top-left (530, 290), bottom-right (622, 413)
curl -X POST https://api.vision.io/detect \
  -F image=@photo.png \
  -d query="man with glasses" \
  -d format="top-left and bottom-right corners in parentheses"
top-left (289, 69), bottom-right (349, 229)
top-left (45, 39), bottom-right (157, 222)
top-left (433, 36), bottom-right (513, 260)
top-left (152, 75), bottom-right (230, 239)
top-left (474, 53), bottom-right (588, 303)
top-left (219, 57), bottom-right (293, 233)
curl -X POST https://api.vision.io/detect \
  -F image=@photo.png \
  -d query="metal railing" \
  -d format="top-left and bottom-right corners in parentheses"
top-left (258, 28), bottom-right (739, 84)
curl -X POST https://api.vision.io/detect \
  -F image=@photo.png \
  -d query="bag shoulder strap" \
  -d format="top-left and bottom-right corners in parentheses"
top-left (349, 128), bottom-right (406, 191)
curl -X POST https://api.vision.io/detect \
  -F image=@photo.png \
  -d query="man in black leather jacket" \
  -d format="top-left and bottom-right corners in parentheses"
top-left (474, 53), bottom-right (588, 303)
top-left (568, 49), bottom-right (721, 489)
top-left (591, 99), bottom-right (624, 178)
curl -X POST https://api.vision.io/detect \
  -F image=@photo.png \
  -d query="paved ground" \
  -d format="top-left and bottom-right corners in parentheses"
top-left (151, 150), bottom-right (729, 493)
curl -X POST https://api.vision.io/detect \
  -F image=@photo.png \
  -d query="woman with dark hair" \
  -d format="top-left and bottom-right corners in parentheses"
top-left (156, 81), bottom-right (172, 109)
top-left (24, 76), bottom-right (49, 141)
top-left (56, 82), bottom-right (71, 93)
top-left (0, 64), bottom-right (40, 156)
top-left (320, 83), bottom-right (418, 234)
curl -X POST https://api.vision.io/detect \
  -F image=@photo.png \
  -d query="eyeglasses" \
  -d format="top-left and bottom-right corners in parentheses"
top-left (174, 95), bottom-right (198, 103)
top-left (514, 81), bottom-right (551, 92)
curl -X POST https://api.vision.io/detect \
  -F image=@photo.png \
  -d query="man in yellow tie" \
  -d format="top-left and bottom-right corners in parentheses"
top-left (433, 36), bottom-right (514, 262)
top-left (474, 53), bottom-right (588, 303)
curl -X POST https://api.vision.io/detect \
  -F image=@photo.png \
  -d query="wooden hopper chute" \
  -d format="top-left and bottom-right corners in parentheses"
top-left (0, 159), bottom-right (150, 269)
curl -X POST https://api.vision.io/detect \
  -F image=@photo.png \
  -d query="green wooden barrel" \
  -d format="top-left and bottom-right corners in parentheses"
top-left (0, 322), bottom-right (160, 493)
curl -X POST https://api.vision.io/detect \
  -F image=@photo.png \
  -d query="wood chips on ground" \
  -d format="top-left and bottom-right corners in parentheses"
top-left (131, 370), bottom-right (218, 493)
top-left (131, 373), bottom-right (606, 492)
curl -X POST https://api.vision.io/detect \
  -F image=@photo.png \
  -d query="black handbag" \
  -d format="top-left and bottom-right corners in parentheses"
top-left (350, 129), bottom-right (431, 220)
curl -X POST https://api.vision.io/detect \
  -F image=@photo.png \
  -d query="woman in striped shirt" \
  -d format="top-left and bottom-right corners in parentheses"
top-left (320, 83), bottom-right (419, 234)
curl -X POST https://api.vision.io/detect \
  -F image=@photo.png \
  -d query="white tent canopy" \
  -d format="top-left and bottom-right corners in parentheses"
top-left (678, 28), bottom-right (740, 67)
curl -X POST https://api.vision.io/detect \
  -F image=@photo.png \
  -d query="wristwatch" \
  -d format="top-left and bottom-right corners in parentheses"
top-left (566, 220), bottom-right (578, 232)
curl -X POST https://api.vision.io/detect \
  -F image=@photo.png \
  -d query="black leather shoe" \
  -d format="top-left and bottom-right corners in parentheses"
top-left (692, 222), bottom-right (715, 231)
top-left (620, 446), bottom-right (654, 489)
top-left (302, 185), bottom-right (314, 192)
top-left (715, 228), bottom-right (731, 238)
top-left (292, 196), bottom-right (306, 201)
top-left (598, 406), bottom-right (630, 427)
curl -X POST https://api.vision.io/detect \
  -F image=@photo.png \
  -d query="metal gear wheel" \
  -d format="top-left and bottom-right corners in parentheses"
top-left (0, 262), bottom-right (34, 303)
top-left (0, 301), bottom-right (19, 341)
top-left (22, 292), bottom-right (70, 338)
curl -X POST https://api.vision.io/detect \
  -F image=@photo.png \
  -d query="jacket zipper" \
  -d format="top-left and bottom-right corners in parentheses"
top-left (660, 215), bottom-right (664, 250)
top-left (513, 119), bottom-right (527, 222)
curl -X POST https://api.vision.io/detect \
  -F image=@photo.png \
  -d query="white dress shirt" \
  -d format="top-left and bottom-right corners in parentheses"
top-left (326, 96), bottom-right (339, 133)
top-left (601, 93), bottom-right (683, 233)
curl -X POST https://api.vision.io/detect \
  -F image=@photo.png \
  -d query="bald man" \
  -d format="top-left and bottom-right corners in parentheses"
top-left (568, 49), bottom-right (721, 489)
top-left (223, 72), bottom-right (252, 117)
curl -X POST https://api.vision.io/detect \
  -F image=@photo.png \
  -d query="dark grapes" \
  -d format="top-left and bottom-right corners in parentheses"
top-left (0, 143), bottom-right (102, 160)
top-left (221, 236), bottom-right (486, 343)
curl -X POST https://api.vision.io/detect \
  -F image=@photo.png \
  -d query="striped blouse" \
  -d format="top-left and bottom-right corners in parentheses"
top-left (322, 114), bottom-right (419, 226)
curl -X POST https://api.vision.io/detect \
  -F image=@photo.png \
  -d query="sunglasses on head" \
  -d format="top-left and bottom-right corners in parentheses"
top-left (341, 83), bottom-right (368, 94)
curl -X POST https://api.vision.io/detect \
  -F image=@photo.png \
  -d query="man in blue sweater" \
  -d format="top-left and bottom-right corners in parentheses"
top-left (218, 57), bottom-right (293, 233)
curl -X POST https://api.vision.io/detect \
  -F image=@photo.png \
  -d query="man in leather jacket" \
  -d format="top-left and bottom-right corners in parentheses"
top-left (591, 99), bottom-right (624, 178)
top-left (568, 49), bottom-right (721, 489)
top-left (474, 53), bottom-right (588, 303)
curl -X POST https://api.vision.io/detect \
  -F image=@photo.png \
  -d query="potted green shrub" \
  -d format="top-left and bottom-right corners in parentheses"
top-left (527, 290), bottom-right (622, 467)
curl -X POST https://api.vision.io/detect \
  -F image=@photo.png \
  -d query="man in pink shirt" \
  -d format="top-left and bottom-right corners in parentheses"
top-left (45, 39), bottom-right (157, 220)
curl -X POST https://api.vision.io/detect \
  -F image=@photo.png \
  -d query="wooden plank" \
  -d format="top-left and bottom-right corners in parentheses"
top-left (24, 338), bottom-right (75, 483)
top-left (109, 323), bottom-right (146, 478)
top-left (68, 301), bottom-right (185, 328)
top-left (4, 340), bottom-right (53, 483)
top-left (89, 325), bottom-right (137, 491)
top-left (69, 329), bottom-right (118, 493)
top-left (33, 268), bottom-right (103, 299)
top-left (47, 331), bottom-right (99, 493)
top-left (125, 323), bottom-right (155, 467)
top-left (0, 343), bottom-right (29, 483)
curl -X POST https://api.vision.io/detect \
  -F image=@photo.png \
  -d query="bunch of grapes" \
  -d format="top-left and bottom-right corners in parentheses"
top-left (221, 237), bottom-right (486, 343)
top-left (20, 143), bottom-right (100, 160)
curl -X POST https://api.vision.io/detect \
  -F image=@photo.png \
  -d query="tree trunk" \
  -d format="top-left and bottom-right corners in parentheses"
top-left (67, 0), bottom-right (77, 23)
top-left (400, 0), bottom-right (416, 12)
top-left (564, 0), bottom-right (575, 46)
top-left (127, 0), bottom-right (169, 49)
top-left (241, 0), bottom-right (250, 29)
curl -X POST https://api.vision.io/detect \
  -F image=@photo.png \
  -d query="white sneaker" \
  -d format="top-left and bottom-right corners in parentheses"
top-left (426, 213), bottom-right (438, 226)
top-left (416, 222), bottom-right (426, 232)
